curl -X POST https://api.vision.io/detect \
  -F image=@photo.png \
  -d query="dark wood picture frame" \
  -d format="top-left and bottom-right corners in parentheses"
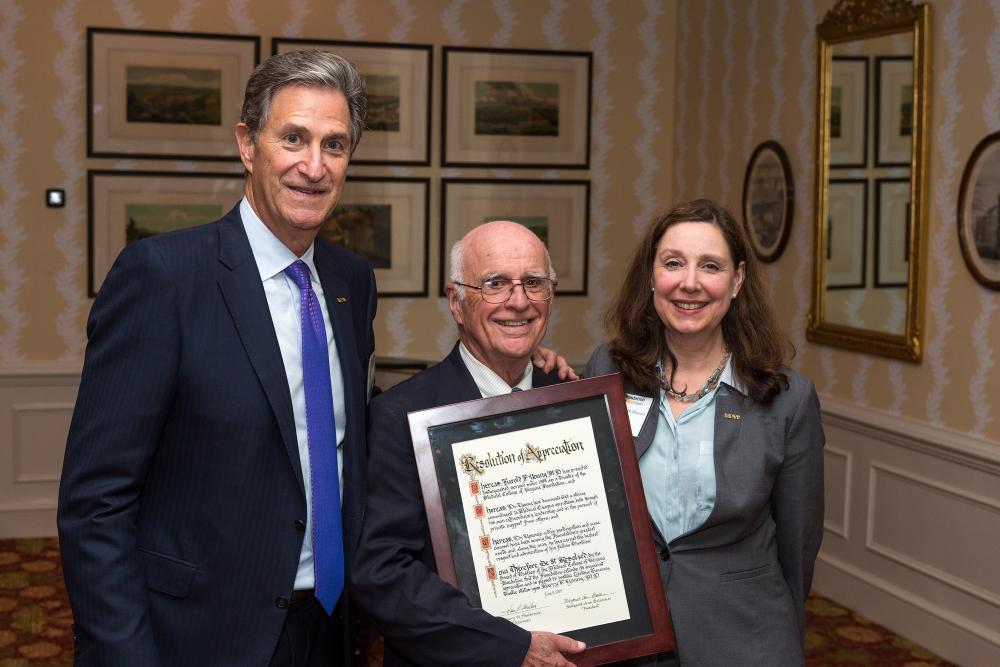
top-left (829, 56), bottom-right (869, 168)
top-left (874, 177), bottom-right (910, 288)
top-left (957, 131), bottom-right (1000, 290)
top-left (329, 176), bottom-right (430, 297)
top-left (272, 38), bottom-right (432, 166)
top-left (826, 178), bottom-right (868, 290)
top-left (406, 374), bottom-right (674, 666)
top-left (442, 46), bottom-right (592, 169)
top-left (88, 169), bottom-right (245, 297)
top-left (87, 27), bottom-right (260, 161)
top-left (875, 55), bottom-right (914, 168)
top-left (440, 178), bottom-right (590, 296)
top-left (741, 140), bottom-right (795, 262)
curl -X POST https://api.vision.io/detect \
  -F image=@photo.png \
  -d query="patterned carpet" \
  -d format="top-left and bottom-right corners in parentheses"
top-left (0, 537), bottom-right (955, 666)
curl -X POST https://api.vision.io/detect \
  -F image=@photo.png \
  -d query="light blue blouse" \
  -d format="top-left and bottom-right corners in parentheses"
top-left (639, 360), bottom-right (740, 543)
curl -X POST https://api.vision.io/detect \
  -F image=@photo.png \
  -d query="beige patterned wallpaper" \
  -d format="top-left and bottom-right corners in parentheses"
top-left (672, 0), bottom-right (1000, 443)
top-left (0, 0), bottom-right (676, 371)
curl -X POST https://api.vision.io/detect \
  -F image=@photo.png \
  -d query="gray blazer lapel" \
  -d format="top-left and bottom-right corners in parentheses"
top-left (631, 391), bottom-right (660, 458)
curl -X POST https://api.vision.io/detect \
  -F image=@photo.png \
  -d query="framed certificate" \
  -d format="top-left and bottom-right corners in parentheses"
top-left (407, 375), bottom-right (674, 665)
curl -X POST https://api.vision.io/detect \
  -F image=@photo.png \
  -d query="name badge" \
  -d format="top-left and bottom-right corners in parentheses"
top-left (624, 393), bottom-right (654, 437)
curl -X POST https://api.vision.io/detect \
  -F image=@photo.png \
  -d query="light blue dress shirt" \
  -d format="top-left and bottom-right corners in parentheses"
top-left (640, 359), bottom-right (741, 543)
top-left (240, 198), bottom-right (346, 591)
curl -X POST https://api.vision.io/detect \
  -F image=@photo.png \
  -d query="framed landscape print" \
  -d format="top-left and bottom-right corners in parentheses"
top-left (442, 47), bottom-right (592, 168)
top-left (441, 179), bottom-right (589, 296)
top-left (957, 131), bottom-right (1000, 290)
top-left (874, 178), bottom-right (910, 287)
top-left (829, 56), bottom-right (868, 168)
top-left (875, 56), bottom-right (913, 167)
top-left (88, 170), bottom-right (244, 296)
top-left (826, 178), bottom-right (868, 289)
top-left (324, 176), bottom-right (430, 296)
top-left (742, 140), bottom-right (794, 262)
top-left (87, 28), bottom-right (260, 160)
top-left (272, 38), bottom-right (432, 166)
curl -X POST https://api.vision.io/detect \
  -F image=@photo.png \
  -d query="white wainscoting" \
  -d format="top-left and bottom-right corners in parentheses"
top-left (0, 365), bottom-right (80, 538)
top-left (816, 396), bottom-right (1000, 667)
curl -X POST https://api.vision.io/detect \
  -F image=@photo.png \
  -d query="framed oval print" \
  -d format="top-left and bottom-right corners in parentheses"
top-left (958, 131), bottom-right (1000, 290)
top-left (742, 140), bottom-right (794, 262)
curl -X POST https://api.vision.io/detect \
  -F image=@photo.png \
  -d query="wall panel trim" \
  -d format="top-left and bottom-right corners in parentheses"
top-left (823, 445), bottom-right (852, 539)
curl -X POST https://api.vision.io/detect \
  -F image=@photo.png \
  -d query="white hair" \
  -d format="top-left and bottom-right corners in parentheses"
top-left (448, 223), bottom-right (557, 298)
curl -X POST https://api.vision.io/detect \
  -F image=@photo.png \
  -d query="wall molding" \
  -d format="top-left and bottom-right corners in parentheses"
top-left (866, 461), bottom-right (1000, 609)
top-left (817, 551), bottom-right (1000, 649)
top-left (823, 445), bottom-right (852, 539)
top-left (822, 395), bottom-right (1000, 475)
top-left (0, 363), bottom-right (82, 380)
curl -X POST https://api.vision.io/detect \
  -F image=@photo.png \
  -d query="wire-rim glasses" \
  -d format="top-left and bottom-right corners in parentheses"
top-left (453, 277), bottom-right (556, 303)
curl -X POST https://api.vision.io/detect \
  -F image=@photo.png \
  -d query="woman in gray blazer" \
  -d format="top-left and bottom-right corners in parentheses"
top-left (587, 199), bottom-right (824, 666)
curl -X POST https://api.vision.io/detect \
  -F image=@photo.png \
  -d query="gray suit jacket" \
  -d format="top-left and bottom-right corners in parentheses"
top-left (586, 344), bottom-right (824, 667)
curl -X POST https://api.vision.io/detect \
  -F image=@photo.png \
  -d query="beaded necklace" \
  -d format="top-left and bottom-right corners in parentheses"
top-left (660, 350), bottom-right (731, 403)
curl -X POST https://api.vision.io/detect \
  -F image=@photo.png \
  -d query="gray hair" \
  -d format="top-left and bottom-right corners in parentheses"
top-left (240, 49), bottom-right (367, 156)
top-left (449, 225), bottom-right (557, 298)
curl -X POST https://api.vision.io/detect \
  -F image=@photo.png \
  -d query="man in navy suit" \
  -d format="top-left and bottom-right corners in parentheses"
top-left (352, 221), bottom-right (586, 667)
top-left (58, 50), bottom-right (374, 666)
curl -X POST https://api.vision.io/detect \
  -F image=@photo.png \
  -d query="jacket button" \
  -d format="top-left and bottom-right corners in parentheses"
top-left (276, 596), bottom-right (290, 609)
top-left (659, 548), bottom-right (670, 561)
top-left (294, 519), bottom-right (306, 531)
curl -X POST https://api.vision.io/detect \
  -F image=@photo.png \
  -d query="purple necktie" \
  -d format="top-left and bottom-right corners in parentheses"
top-left (284, 260), bottom-right (343, 615)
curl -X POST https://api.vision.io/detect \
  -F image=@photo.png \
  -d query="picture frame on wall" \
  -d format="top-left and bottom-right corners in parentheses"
top-left (324, 176), bottom-right (430, 296)
top-left (441, 179), bottom-right (590, 296)
top-left (272, 38), bottom-right (432, 166)
top-left (87, 28), bottom-right (260, 160)
top-left (957, 131), bottom-right (1000, 290)
top-left (442, 47), bottom-right (592, 169)
top-left (829, 56), bottom-right (868, 168)
top-left (875, 56), bottom-right (913, 167)
top-left (826, 178), bottom-right (868, 289)
top-left (874, 178), bottom-right (910, 288)
top-left (741, 140), bottom-right (794, 262)
top-left (88, 170), bottom-right (245, 296)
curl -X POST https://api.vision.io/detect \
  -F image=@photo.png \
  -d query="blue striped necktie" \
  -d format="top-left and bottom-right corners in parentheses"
top-left (284, 260), bottom-right (343, 615)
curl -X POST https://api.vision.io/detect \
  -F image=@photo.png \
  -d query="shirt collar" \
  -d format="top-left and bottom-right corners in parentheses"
top-left (240, 197), bottom-right (318, 281)
top-left (719, 357), bottom-right (746, 396)
top-left (458, 342), bottom-right (533, 397)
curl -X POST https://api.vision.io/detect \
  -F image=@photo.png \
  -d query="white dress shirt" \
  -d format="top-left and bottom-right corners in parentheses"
top-left (240, 198), bottom-right (346, 591)
top-left (458, 342), bottom-right (533, 396)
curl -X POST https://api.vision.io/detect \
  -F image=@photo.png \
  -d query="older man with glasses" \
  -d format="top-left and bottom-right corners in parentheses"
top-left (352, 220), bottom-right (586, 667)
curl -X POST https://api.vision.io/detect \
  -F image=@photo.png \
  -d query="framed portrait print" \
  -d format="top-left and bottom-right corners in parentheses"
top-left (741, 140), bottom-right (794, 262)
top-left (87, 28), bottom-right (260, 160)
top-left (441, 179), bottom-right (589, 296)
top-left (407, 375), bottom-right (674, 665)
top-left (957, 131), bottom-right (1000, 290)
top-left (829, 56), bottom-right (868, 168)
top-left (875, 56), bottom-right (913, 167)
top-left (88, 170), bottom-right (244, 296)
top-left (826, 178), bottom-right (868, 289)
top-left (874, 178), bottom-right (910, 287)
top-left (442, 47), bottom-right (592, 169)
top-left (272, 38), bottom-right (432, 166)
top-left (324, 176), bottom-right (430, 296)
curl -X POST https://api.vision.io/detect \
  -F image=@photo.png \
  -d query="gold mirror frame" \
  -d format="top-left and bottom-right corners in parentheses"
top-left (807, 0), bottom-right (931, 361)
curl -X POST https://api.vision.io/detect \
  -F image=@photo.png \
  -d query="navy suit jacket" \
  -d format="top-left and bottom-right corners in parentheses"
top-left (352, 344), bottom-right (561, 667)
top-left (57, 205), bottom-right (376, 666)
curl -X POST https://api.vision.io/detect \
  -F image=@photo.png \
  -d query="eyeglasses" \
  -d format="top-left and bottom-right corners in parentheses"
top-left (454, 277), bottom-right (556, 303)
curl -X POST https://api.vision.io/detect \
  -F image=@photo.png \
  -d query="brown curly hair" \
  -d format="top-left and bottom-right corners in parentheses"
top-left (606, 199), bottom-right (792, 405)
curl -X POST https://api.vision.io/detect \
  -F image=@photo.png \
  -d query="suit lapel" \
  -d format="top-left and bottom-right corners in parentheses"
top-left (435, 344), bottom-right (483, 405)
top-left (313, 254), bottom-right (361, 410)
top-left (216, 211), bottom-right (304, 490)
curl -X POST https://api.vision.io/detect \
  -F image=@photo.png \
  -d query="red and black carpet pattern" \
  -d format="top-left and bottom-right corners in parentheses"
top-left (0, 538), bottom-right (955, 666)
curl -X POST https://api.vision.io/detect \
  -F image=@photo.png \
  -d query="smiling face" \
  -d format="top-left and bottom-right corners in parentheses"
top-left (447, 222), bottom-right (552, 384)
top-left (651, 221), bottom-right (745, 344)
top-left (236, 84), bottom-right (350, 255)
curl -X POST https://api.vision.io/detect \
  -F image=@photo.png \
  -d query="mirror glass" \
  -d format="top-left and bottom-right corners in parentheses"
top-left (808, 0), bottom-right (930, 361)
top-left (825, 34), bottom-right (912, 336)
